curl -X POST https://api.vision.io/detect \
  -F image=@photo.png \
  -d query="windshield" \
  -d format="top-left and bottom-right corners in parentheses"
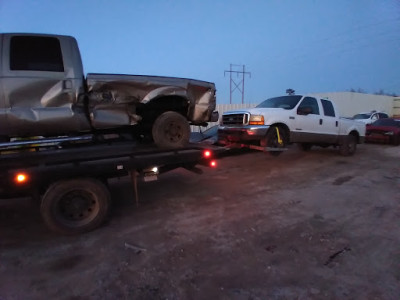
top-left (256, 96), bottom-right (302, 110)
top-left (353, 113), bottom-right (371, 120)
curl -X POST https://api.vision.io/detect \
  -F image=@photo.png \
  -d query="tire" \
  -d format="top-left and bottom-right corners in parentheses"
top-left (264, 126), bottom-right (286, 156)
top-left (392, 134), bottom-right (400, 146)
top-left (40, 178), bottom-right (111, 235)
top-left (339, 134), bottom-right (357, 156)
top-left (297, 143), bottom-right (312, 151)
top-left (152, 111), bottom-right (190, 148)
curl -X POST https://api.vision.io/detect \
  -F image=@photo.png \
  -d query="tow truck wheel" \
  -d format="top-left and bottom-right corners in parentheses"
top-left (152, 111), bottom-right (190, 148)
top-left (40, 178), bottom-right (111, 235)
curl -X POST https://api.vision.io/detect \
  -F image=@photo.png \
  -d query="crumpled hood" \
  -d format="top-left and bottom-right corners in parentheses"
top-left (86, 73), bottom-right (217, 125)
top-left (87, 73), bottom-right (215, 104)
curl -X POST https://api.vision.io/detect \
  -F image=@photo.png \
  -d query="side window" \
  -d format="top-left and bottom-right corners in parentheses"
top-left (298, 97), bottom-right (320, 115)
top-left (10, 36), bottom-right (64, 72)
top-left (378, 113), bottom-right (388, 119)
top-left (321, 99), bottom-right (335, 117)
top-left (371, 113), bottom-right (378, 121)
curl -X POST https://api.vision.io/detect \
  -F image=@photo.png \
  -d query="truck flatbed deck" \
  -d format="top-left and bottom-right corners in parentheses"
top-left (0, 139), bottom-right (223, 234)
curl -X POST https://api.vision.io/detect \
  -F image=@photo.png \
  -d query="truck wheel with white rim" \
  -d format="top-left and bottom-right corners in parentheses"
top-left (152, 111), bottom-right (190, 148)
top-left (40, 178), bottom-right (111, 235)
top-left (339, 134), bottom-right (357, 156)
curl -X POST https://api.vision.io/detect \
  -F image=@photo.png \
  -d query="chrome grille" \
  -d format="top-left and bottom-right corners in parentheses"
top-left (222, 113), bottom-right (248, 125)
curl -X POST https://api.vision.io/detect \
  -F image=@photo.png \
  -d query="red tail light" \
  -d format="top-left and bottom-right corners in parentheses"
top-left (203, 150), bottom-right (212, 158)
top-left (210, 160), bottom-right (217, 168)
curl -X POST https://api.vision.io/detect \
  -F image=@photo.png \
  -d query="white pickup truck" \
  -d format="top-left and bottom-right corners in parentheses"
top-left (218, 95), bottom-right (365, 156)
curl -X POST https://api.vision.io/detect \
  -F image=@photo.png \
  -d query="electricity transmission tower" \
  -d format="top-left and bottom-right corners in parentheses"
top-left (224, 64), bottom-right (251, 104)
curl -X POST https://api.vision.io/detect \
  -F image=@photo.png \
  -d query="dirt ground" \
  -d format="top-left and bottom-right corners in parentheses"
top-left (1, 143), bottom-right (399, 300)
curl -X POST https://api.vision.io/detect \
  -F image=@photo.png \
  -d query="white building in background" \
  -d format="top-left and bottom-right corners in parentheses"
top-left (309, 92), bottom-right (396, 118)
top-left (393, 97), bottom-right (400, 117)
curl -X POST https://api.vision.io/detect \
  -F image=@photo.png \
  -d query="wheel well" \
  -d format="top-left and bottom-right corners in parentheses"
top-left (138, 96), bottom-right (189, 120)
top-left (349, 130), bottom-right (360, 143)
top-left (135, 96), bottom-right (189, 137)
top-left (38, 176), bottom-right (108, 197)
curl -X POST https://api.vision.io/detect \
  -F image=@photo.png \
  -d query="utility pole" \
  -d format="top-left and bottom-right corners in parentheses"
top-left (224, 64), bottom-right (251, 104)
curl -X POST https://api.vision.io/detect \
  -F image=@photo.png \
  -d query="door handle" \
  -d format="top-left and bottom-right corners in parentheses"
top-left (63, 80), bottom-right (72, 90)
top-left (319, 119), bottom-right (323, 125)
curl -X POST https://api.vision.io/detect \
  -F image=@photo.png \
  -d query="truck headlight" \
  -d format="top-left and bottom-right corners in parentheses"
top-left (249, 115), bottom-right (264, 125)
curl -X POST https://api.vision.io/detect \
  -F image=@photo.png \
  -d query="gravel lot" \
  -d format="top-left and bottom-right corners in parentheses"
top-left (1, 143), bottom-right (399, 299)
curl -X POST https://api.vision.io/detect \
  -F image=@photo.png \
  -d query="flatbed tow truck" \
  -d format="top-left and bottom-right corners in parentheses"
top-left (0, 136), bottom-right (221, 235)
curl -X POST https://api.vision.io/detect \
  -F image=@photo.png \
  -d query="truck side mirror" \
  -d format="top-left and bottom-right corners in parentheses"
top-left (297, 106), bottom-right (312, 115)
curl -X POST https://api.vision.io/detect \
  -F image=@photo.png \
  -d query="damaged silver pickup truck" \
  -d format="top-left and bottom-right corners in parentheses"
top-left (0, 33), bottom-right (218, 148)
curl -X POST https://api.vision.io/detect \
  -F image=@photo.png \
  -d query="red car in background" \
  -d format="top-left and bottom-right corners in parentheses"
top-left (365, 118), bottom-right (400, 145)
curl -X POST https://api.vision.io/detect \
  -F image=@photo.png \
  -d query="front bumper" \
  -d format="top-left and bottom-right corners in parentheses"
top-left (218, 125), bottom-right (270, 142)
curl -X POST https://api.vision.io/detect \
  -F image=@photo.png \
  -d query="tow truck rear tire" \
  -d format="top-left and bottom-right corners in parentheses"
top-left (152, 111), bottom-right (190, 148)
top-left (40, 178), bottom-right (111, 235)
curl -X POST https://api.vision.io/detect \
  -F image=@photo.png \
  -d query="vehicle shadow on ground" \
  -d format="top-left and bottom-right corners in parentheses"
top-left (0, 197), bottom-right (55, 245)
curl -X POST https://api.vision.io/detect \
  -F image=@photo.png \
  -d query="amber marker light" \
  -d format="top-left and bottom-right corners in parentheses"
top-left (15, 173), bottom-right (29, 184)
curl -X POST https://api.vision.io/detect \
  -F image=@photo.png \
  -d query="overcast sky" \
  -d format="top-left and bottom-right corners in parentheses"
top-left (1, 0), bottom-right (399, 104)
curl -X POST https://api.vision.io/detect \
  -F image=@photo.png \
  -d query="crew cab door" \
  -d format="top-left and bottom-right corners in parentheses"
top-left (318, 99), bottom-right (339, 143)
top-left (0, 34), bottom-right (90, 137)
top-left (292, 96), bottom-right (322, 142)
